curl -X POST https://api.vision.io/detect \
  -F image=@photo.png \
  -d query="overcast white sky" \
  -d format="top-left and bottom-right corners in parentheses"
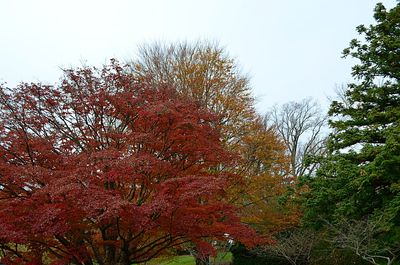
top-left (0, 0), bottom-right (397, 113)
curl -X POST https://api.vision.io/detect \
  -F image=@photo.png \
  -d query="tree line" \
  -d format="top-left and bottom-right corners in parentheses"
top-left (0, 2), bottom-right (399, 265)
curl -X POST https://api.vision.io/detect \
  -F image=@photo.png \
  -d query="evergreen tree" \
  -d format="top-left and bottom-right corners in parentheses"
top-left (304, 3), bottom-right (400, 262)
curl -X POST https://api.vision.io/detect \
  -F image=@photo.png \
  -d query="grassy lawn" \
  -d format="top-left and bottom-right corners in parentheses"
top-left (144, 255), bottom-right (194, 265)
top-left (143, 252), bottom-right (232, 265)
top-left (1, 248), bottom-right (232, 265)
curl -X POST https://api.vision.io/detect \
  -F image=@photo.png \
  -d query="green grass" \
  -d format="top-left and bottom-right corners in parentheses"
top-left (1, 247), bottom-right (231, 265)
top-left (143, 252), bottom-right (232, 265)
top-left (144, 255), bottom-right (195, 265)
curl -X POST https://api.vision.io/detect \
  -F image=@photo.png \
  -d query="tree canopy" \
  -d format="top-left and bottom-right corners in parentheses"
top-left (131, 41), bottom-right (256, 147)
top-left (0, 61), bottom-right (257, 265)
top-left (131, 41), bottom-right (297, 241)
top-left (304, 3), bottom-right (400, 263)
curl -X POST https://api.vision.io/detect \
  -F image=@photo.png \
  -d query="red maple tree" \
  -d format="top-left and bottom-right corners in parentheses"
top-left (0, 60), bottom-right (257, 265)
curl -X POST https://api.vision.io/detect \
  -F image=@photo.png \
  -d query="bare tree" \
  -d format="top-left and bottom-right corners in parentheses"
top-left (327, 218), bottom-right (399, 265)
top-left (267, 98), bottom-right (327, 177)
top-left (331, 84), bottom-right (352, 109)
top-left (260, 229), bottom-right (318, 265)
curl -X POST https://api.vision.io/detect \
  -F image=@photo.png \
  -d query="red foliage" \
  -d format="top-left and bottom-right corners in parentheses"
top-left (0, 61), bottom-right (257, 265)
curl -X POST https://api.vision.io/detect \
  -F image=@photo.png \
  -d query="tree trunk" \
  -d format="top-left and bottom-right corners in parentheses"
top-left (195, 254), bottom-right (210, 265)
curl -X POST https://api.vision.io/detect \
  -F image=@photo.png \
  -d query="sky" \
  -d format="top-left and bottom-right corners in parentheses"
top-left (0, 0), bottom-right (397, 114)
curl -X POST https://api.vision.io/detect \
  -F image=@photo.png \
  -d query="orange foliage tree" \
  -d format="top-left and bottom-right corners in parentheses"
top-left (131, 41), bottom-right (299, 241)
top-left (131, 41), bottom-right (255, 147)
top-left (237, 118), bottom-right (299, 239)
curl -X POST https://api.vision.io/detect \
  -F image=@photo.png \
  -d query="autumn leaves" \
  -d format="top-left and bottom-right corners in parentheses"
top-left (0, 46), bottom-right (273, 265)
